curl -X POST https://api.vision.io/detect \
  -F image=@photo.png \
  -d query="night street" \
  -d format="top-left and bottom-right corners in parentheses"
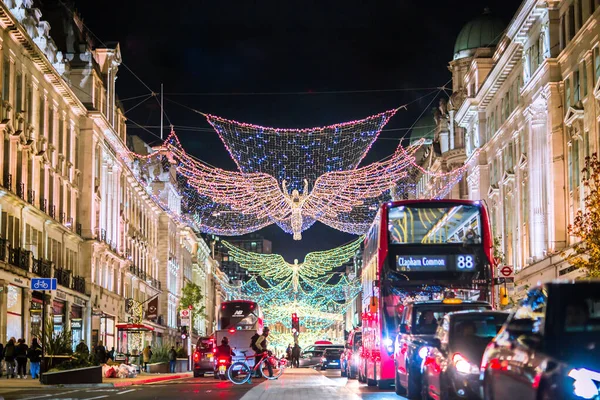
top-left (0, 369), bottom-right (405, 400)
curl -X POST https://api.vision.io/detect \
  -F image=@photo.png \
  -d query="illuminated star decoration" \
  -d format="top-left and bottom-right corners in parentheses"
top-left (222, 236), bottom-right (363, 294)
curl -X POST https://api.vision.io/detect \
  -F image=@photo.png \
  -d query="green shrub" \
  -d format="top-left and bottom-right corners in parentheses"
top-left (149, 344), bottom-right (171, 363)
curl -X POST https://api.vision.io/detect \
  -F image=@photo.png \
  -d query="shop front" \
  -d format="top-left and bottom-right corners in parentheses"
top-left (52, 300), bottom-right (66, 336)
top-left (70, 305), bottom-right (83, 351)
top-left (7, 284), bottom-right (24, 340)
top-left (30, 293), bottom-right (43, 338)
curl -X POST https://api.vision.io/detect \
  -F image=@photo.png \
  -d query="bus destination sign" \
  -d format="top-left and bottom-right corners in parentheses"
top-left (397, 255), bottom-right (448, 271)
top-left (396, 255), bottom-right (475, 272)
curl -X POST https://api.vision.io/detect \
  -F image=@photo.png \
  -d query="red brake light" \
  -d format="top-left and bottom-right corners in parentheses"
top-left (218, 358), bottom-right (228, 364)
top-left (193, 352), bottom-right (200, 362)
top-left (229, 328), bottom-right (236, 334)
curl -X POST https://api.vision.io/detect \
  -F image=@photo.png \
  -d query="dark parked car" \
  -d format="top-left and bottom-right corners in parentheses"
top-left (394, 299), bottom-right (492, 397)
top-left (422, 310), bottom-right (509, 400)
top-left (320, 348), bottom-right (343, 370)
top-left (481, 281), bottom-right (600, 400)
top-left (193, 337), bottom-right (215, 377)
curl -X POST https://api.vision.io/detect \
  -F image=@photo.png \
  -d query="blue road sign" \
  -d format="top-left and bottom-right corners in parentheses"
top-left (31, 278), bottom-right (57, 291)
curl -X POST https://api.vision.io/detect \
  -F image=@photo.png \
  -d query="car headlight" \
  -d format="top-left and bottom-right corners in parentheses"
top-left (569, 368), bottom-right (600, 399)
top-left (418, 347), bottom-right (429, 360)
top-left (452, 353), bottom-right (478, 375)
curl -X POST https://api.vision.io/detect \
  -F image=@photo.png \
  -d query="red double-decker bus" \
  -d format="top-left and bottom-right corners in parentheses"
top-left (359, 199), bottom-right (495, 389)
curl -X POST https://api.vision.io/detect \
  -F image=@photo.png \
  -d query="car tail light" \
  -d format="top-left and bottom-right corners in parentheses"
top-left (218, 358), bottom-right (228, 364)
top-left (193, 352), bottom-right (200, 362)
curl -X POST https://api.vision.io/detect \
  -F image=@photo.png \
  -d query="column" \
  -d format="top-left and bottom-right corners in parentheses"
top-left (0, 279), bottom-right (7, 343)
top-left (528, 100), bottom-right (548, 260)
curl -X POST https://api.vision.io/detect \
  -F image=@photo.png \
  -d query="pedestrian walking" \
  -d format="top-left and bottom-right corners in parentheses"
top-left (4, 337), bottom-right (16, 378)
top-left (286, 344), bottom-right (292, 361)
top-left (291, 344), bottom-right (301, 368)
top-left (15, 338), bottom-right (28, 378)
top-left (168, 346), bottom-right (177, 373)
top-left (142, 346), bottom-right (152, 372)
top-left (27, 338), bottom-right (42, 380)
top-left (107, 347), bottom-right (115, 361)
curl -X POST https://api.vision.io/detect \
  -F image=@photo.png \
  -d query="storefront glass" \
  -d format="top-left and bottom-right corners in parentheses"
top-left (71, 305), bottom-right (83, 351)
top-left (52, 300), bottom-right (65, 336)
top-left (7, 285), bottom-right (23, 340)
top-left (100, 316), bottom-right (115, 349)
top-left (30, 297), bottom-right (43, 338)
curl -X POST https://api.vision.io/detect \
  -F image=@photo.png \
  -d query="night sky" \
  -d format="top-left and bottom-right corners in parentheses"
top-left (72, 0), bottom-right (522, 261)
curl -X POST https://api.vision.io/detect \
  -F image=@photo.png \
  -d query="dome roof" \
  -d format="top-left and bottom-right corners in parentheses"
top-left (453, 8), bottom-right (505, 59)
top-left (410, 111), bottom-right (436, 144)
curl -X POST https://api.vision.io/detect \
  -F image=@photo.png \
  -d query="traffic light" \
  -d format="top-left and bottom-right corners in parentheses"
top-left (291, 313), bottom-right (300, 333)
top-left (181, 326), bottom-right (188, 340)
top-left (499, 287), bottom-right (509, 307)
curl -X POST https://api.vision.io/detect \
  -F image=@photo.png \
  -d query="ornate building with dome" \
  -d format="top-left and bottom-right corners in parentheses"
top-left (426, 0), bottom-right (600, 298)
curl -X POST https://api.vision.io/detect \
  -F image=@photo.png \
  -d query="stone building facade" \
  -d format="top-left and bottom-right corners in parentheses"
top-left (0, 0), bottom-right (223, 349)
top-left (439, 0), bottom-right (600, 297)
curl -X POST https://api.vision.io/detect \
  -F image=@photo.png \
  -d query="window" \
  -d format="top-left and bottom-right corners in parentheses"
top-left (15, 72), bottom-right (22, 112)
top-left (48, 108), bottom-right (54, 144)
top-left (596, 48), bottom-right (600, 82)
top-left (577, 0), bottom-right (583, 29)
top-left (569, 5), bottom-right (576, 39)
top-left (38, 95), bottom-right (45, 136)
top-left (574, 139), bottom-right (580, 189)
top-left (560, 16), bottom-right (566, 49)
top-left (26, 84), bottom-right (32, 127)
top-left (583, 61), bottom-right (588, 97)
top-left (2, 57), bottom-right (10, 101)
top-left (58, 116), bottom-right (64, 154)
top-left (574, 70), bottom-right (581, 103)
top-left (569, 143), bottom-right (574, 191)
top-left (566, 78), bottom-right (571, 111)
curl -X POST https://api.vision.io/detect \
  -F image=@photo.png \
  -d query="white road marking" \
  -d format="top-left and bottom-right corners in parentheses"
top-left (54, 391), bottom-right (82, 396)
top-left (80, 396), bottom-right (109, 400)
top-left (85, 389), bottom-right (118, 393)
top-left (19, 395), bottom-right (52, 400)
top-left (116, 389), bottom-right (137, 395)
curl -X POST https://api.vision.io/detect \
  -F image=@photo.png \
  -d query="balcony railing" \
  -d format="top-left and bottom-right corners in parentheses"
top-left (129, 265), bottom-right (161, 290)
top-left (49, 204), bottom-right (56, 219)
top-left (76, 223), bottom-right (82, 236)
top-left (16, 182), bottom-right (24, 199)
top-left (71, 275), bottom-right (86, 294)
top-left (32, 258), bottom-right (53, 278)
top-left (54, 267), bottom-right (71, 288)
top-left (100, 229), bottom-right (107, 243)
top-left (0, 238), bottom-right (7, 262)
top-left (40, 198), bottom-right (47, 213)
top-left (3, 174), bottom-right (11, 191)
top-left (27, 189), bottom-right (35, 205)
top-left (59, 212), bottom-right (65, 224)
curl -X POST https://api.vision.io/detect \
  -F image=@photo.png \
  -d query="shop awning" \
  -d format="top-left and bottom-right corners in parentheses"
top-left (116, 323), bottom-right (155, 332)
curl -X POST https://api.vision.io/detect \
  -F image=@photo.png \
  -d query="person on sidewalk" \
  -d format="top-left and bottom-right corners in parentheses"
top-left (27, 338), bottom-right (42, 380)
top-left (0, 341), bottom-right (4, 377)
top-left (94, 341), bottom-right (107, 365)
top-left (75, 340), bottom-right (89, 355)
top-left (168, 346), bottom-right (177, 373)
top-left (4, 337), bottom-right (16, 379)
top-left (254, 327), bottom-right (273, 378)
top-left (291, 344), bottom-right (301, 368)
top-left (142, 346), bottom-right (152, 372)
top-left (15, 338), bottom-right (28, 379)
top-left (286, 344), bottom-right (292, 361)
top-left (107, 347), bottom-right (115, 362)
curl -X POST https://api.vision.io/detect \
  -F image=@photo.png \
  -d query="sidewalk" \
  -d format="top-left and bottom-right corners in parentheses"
top-left (240, 368), bottom-right (360, 400)
top-left (0, 371), bottom-right (193, 388)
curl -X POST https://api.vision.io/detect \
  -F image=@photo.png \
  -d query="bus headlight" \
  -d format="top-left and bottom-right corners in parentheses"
top-left (569, 368), bottom-right (600, 399)
top-left (383, 338), bottom-right (394, 354)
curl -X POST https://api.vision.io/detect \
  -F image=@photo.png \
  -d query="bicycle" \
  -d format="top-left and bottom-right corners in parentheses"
top-left (227, 350), bottom-right (287, 384)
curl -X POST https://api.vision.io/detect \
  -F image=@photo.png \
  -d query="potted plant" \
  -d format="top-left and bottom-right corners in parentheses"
top-left (38, 321), bottom-right (101, 385)
top-left (147, 344), bottom-right (171, 373)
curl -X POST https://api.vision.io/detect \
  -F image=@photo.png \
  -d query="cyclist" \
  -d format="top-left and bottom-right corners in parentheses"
top-left (254, 327), bottom-right (273, 378)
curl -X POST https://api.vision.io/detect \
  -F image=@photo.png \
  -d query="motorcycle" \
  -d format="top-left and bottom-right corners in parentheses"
top-left (214, 357), bottom-right (231, 380)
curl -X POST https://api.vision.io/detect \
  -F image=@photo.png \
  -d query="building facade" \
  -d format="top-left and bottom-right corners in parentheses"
top-left (0, 0), bottom-right (223, 349)
top-left (443, 0), bottom-right (600, 297)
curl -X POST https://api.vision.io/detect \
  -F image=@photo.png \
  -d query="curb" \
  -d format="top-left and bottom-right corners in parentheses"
top-left (112, 373), bottom-right (192, 387)
top-left (0, 374), bottom-right (193, 389)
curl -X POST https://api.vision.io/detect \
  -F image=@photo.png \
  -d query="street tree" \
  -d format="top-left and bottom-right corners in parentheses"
top-left (178, 282), bottom-right (207, 323)
top-left (568, 153), bottom-right (600, 278)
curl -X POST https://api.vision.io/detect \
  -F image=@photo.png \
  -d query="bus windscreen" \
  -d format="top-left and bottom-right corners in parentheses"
top-left (219, 301), bottom-right (259, 330)
top-left (388, 204), bottom-right (482, 245)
